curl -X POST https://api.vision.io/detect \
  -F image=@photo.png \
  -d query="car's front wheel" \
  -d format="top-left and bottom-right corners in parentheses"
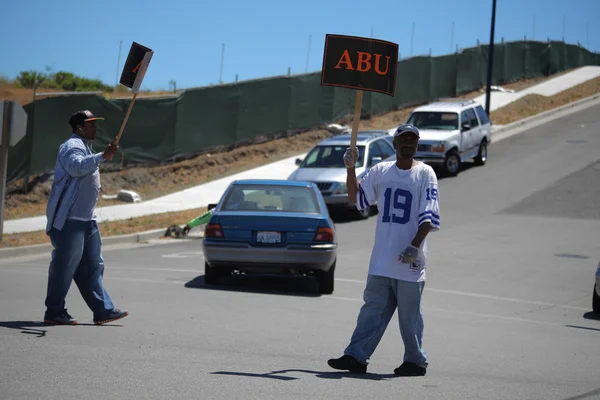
top-left (318, 260), bottom-right (336, 294)
top-left (593, 284), bottom-right (600, 313)
top-left (443, 150), bottom-right (461, 177)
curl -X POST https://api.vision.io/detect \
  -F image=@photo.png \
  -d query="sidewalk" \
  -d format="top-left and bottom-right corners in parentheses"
top-left (4, 66), bottom-right (600, 235)
top-left (472, 66), bottom-right (600, 111)
top-left (4, 153), bottom-right (309, 235)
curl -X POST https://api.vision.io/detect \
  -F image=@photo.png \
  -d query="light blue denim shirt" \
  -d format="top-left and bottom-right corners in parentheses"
top-left (45, 134), bottom-right (105, 234)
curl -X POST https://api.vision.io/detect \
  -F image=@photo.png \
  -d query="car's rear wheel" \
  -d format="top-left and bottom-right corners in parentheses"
top-left (593, 284), bottom-right (600, 313)
top-left (204, 262), bottom-right (221, 284)
top-left (318, 260), bottom-right (336, 295)
top-left (474, 139), bottom-right (487, 166)
top-left (443, 150), bottom-right (461, 177)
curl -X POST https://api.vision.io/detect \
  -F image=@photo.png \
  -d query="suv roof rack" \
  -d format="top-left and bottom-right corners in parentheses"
top-left (414, 99), bottom-right (479, 112)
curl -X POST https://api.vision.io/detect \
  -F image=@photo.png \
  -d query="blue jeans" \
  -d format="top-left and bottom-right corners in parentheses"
top-left (44, 220), bottom-right (114, 318)
top-left (344, 275), bottom-right (427, 368)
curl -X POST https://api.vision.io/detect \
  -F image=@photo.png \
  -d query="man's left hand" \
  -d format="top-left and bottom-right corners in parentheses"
top-left (398, 245), bottom-right (419, 264)
top-left (102, 143), bottom-right (119, 160)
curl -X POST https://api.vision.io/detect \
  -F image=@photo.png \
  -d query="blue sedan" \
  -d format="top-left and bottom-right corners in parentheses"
top-left (201, 179), bottom-right (338, 294)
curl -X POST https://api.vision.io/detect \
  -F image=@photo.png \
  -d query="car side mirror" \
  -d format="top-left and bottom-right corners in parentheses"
top-left (207, 203), bottom-right (217, 211)
top-left (461, 122), bottom-right (471, 131)
top-left (295, 158), bottom-right (303, 166)
top-left (370, 157), bottom-right (382, 167)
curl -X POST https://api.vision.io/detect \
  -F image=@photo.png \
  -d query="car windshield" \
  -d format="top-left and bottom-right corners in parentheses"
top-left (301, 145), bottom-right (366, 168)
top-left (406, 112), bottom-right (459, 131)
top-left (221, 184), bottom-right (321, 213)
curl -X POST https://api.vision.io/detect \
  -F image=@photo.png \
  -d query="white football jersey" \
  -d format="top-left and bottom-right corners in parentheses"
top-left (357, 161), bottom-right (440, 282)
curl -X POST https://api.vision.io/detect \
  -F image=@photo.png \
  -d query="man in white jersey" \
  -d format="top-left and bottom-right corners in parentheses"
top-left (327, 123), bottom-right (440, 376)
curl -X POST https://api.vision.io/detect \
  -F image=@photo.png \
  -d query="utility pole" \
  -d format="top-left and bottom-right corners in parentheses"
top-left (587, 22), bottom-right (589, 49)
top-left (114, 40), bottom-right (122, 95)
top-left (305, 34), bottom-right (311, 73)
top-left (450, 21), bottom-right (455, 54)
top-left (219, 43), bottom-right (225, 84)
top-left (485, 0), bottom-right (497, 116)
top-left (410, 22), bottom-right (415, 56)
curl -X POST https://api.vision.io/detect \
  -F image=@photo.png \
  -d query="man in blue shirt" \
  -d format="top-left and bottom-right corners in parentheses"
top-left (44, 110), bottom-right (128, 326)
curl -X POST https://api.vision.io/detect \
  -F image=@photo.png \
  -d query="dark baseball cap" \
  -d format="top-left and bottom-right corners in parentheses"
top-left (393, 123), bottom-right (420, 138)
top-left (69, 110), bottom-right (105, 129)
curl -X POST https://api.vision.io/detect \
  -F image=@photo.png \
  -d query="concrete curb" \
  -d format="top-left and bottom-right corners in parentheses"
top-left (0, 228), bottom-right (174, 260)
top-left (1, 92), bottom-right (599, 259)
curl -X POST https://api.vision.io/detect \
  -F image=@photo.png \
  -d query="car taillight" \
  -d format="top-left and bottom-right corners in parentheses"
top-left (314, 227), bottom-right (334, 242)
top-left (205, 223), bottom-right (223, 238)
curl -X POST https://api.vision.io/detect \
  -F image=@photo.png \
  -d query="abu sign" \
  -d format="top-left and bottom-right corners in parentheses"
top-left (321, 34), bottom-right (399, 96)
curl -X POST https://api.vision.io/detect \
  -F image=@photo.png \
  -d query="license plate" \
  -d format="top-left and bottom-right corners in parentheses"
top-left (257, 231), bottom-right (281, 243)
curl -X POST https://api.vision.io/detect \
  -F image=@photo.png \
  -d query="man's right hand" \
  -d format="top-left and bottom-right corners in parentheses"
top-left (343, 147), bottom-right (358, 169)
top-left (102, 143), bottom-right (119, 160)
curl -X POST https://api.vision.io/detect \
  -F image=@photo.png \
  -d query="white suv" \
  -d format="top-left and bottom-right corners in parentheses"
top-left (402, 100), bottom-right (492, 176)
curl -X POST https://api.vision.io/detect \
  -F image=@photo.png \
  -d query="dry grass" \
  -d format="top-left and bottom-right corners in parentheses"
top-left (0, 83), bottom-right (177, 106)
top-left (2, 71), bottom-right (599, 249)
top-left (490, 75), bottom-right (600, 125)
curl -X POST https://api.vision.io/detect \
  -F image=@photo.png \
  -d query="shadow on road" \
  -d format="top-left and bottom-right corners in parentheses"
top-left (0, 320), bottom-right (124, 336)
top-left (184, 274), bottom-right (322, 298)
top-left (0, 321), bottom-right (48, 337)
top-left (211, 369), bottom-right (398, 381)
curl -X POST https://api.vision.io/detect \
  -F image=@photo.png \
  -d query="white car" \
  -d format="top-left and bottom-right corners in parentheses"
top-left (401, 100), bottom-right (492, 176)
top-left (287, 131), bottom-right (396, 219)
top-left (594, 260), bottom-right (600, 313)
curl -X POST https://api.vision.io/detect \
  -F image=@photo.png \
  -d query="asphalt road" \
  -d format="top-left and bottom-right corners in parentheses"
top-left (1, 102), bottom-right (600, 400)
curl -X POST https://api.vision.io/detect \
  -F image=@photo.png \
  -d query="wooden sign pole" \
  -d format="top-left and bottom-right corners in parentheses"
top-left (112, 92), bottom-right (137, 145)
top-left (350, 90), bottom-right (364, 151)
top-left (112, 46), bottom-right (153, 146)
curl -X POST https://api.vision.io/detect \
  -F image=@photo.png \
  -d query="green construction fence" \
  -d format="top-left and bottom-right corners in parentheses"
top-left (6, 40), bottom-right (599, 182)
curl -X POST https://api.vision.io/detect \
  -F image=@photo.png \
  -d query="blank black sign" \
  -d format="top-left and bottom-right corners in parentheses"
top-left (120, 42), bottom-right (153, 88)
top-left (321, 34), bottom-right (399, 96)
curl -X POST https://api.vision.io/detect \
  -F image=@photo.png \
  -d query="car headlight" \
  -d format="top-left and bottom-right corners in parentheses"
top-left (332, 182), bottom-right (347, 194)
top-left (431, 142), bottom-right (445, 153)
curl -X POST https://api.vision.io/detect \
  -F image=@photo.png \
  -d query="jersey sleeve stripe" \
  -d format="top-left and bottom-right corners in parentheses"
top-left (358, 186), bottom-right (364, 209)
top-left (358, 186), bottom-right (370, 208)
top-left (419, 210), bottom-right (440, 219)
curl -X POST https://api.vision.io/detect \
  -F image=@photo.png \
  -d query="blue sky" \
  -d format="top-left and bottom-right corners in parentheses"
top-left (1, 0), bottom-right (598, 91)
